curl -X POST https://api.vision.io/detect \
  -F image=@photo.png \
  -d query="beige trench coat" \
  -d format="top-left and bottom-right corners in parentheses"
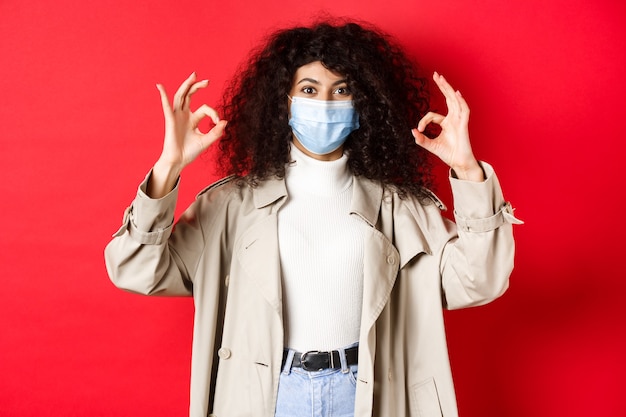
top-left (105, 162), bottom-right (520, 417)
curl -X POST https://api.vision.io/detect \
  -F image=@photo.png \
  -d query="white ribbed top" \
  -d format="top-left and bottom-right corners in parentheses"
top-left (278, 144), bottom-right (367, 352)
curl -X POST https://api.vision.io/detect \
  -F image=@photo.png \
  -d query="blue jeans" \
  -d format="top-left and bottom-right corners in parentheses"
top-left (275, 345), bottom-right (358, 417)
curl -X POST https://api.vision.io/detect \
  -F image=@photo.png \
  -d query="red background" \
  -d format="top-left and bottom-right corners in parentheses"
top-left (1, 0), bottom-right (624, 416)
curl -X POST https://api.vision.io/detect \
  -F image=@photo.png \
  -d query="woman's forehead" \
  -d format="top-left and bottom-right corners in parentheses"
top-left (293, 61), bottom-right (346, 83)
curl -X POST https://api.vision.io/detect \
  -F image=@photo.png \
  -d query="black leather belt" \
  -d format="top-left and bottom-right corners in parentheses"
top-left (282, 347), bottom-right (359, 372)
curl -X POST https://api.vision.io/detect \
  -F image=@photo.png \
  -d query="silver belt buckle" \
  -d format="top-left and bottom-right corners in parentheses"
top-left (301, 350), bottom-right (324, 371)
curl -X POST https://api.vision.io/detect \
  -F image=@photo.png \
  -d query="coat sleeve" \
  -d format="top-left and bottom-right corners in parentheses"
top-left (104, 171), bottom-right (217, 296)
top-left (440, 162), bottom-right (523, 309)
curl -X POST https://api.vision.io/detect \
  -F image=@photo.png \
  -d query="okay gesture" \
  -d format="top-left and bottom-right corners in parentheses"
top-left (412, 72), bottom-right (484, 182)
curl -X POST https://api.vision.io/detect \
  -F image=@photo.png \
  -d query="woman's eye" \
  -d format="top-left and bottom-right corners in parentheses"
top-left (302, 87), bottom-right (315, 94)
top-left (335, 87), bottom-right (350, 95)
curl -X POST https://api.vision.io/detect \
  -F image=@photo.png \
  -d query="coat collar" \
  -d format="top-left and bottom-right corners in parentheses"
top-left (250, 173), bottom-right (432, 268)
top-left (252, 177), bottom-right (288, 209)
top-left (251, 173), bottom-right (383, 223)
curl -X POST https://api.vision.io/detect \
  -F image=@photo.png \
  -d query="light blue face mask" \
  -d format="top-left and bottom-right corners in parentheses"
top-left (288, 96), bottom-right (360, 155)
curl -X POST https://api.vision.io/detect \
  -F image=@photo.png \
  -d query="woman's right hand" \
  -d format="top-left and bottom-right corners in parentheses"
top-left (148, 72), bottom-right (228, 198)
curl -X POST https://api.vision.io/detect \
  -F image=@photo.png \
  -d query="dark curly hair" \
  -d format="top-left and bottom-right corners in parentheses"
top-left (218, 19), bottom-right (434, 198)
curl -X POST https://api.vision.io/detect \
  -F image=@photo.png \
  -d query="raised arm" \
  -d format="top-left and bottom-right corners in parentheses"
top-left (412, 73), bottom-right (522, 308)
top-left (104, 73), bottom-right (228, 296)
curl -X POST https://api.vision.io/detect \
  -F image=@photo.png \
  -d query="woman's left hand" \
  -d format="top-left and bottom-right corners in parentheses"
top-left (412, 72), bottom-right (484, 182)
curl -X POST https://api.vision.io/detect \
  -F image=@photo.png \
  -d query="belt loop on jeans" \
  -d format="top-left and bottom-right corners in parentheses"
top-left (282, 349), bottom-right (296, 375)
top-left (338, 346), bottom-right (349, 374)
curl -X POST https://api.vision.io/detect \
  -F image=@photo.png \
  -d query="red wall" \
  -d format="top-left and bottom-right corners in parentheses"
top-left (1, 0), bottom-right (624, 415)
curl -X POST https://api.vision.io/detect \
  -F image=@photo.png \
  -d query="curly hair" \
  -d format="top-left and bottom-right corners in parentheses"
top-left (218, 19), bottom-right (434, 198)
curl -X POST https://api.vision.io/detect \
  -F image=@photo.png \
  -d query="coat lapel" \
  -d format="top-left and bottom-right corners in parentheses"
top-left (351, 177), bottom-right (433, 388)
top-left (391, 197), bottom-right (433, 268)
top-left (351, 177), bottom-right (400, 331)
top-left (235, 178), bottom-right (287, 315)
top-left (350, 176), bottom-right (432, 269)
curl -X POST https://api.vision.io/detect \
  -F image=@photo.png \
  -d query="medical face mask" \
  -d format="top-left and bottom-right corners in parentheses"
top-left (288, 96), bottom-right (360, 155)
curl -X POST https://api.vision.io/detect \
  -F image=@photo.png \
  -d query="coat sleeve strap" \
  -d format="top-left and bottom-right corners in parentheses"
top-left (455, 201), bottom-right (523, 233)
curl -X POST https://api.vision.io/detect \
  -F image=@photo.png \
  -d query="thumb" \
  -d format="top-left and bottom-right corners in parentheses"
top-left (200, 120), bottom-right (228, 150)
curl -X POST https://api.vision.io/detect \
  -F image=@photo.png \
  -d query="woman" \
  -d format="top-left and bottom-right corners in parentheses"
top-left (105, 20), bottom-right (520, 417)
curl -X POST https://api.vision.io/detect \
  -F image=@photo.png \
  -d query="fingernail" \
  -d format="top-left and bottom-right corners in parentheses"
top-left (456, 90), bottom-right (462, 97)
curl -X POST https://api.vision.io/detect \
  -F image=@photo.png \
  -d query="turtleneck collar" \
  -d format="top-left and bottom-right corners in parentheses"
top-left (285, 143), bottom-right (352, 197)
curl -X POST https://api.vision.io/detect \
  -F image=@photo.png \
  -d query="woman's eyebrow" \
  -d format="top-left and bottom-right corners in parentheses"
top-left (297, 77), bottom-right (320, 85)
top-left (296, 78), bottom-right (348, 85)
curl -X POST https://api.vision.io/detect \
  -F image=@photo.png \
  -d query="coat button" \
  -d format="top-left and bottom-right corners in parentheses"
top-left (224, 275), bottom-right (230, 287)
top-left (386, 255), bottom-right (396, 265)
top-left (218, 348), bottom-right (231, 359)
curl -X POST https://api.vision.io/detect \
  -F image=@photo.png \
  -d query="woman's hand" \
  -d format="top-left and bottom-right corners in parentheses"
top-left (412, 72), bottom-right (484, 182)
top-left (148, 72), bottom-right (228, 198)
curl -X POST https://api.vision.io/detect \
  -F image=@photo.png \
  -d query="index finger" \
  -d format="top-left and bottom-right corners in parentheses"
top-left (156, 83), bottom-right (174, 122)
top-left (433, 72), bottom-right (462, 114)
